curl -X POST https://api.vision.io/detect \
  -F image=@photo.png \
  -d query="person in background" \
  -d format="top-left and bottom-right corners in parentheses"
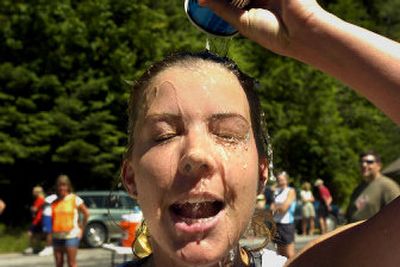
top-left (263, 184), bottom-right (275, 212)
top-left (346, 151), bottom-right (400, 223)
top-left (51, 175), bottom-right (89, 267)
top-left (24, 186), bottom-right (46, 254)
top-left (0, 198), bottom-right (5, 215)
top-left (271, 171), bottom-right (297, 259)
top-left (38, 192), bottom-right (58, 257)
top-left (300, 182), bottom-right (315, 236)
top-left (256, 193), bottom-right (267, 210)
top-left (314, 179), bottom-right (332, 234)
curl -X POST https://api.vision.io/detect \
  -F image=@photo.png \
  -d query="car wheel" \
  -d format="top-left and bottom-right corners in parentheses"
top-left (83, 222), bottom-right (108, 248)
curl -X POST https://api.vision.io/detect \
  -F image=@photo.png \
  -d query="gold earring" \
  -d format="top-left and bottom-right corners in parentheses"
top-left (132, 220), bottom-right (153, 259)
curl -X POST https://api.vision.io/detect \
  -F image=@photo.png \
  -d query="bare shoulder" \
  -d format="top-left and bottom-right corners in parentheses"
top-left (285, 197), bottom-right (400, 267)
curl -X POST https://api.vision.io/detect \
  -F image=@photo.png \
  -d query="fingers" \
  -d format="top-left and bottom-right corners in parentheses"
top-left (199, 0), bottom-right (246, 31)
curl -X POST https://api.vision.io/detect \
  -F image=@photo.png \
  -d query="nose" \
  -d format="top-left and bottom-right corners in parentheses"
top-left (178, 129), bottom-right (216, 179)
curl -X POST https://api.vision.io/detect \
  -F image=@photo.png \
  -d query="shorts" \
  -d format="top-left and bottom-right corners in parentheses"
top-left (42, 215), bottom-right (52, 234)
top-left (274, 223), bottom-right (295, 245)
top-left (29, 223), bottom-right (43, 234)
top-left (302, 202), bottom-right (316, 218)
top-left (52, 237), bottom-right (80, 248)
top-left (317, 202), bottom-right (329, 218)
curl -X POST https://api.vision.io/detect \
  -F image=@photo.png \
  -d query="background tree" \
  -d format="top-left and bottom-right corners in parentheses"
top-left (0, 0), bottom-right (399, 224)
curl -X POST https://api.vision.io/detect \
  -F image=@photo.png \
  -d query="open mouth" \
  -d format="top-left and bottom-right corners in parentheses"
top-left (170, 200), bottom-right (225, 221)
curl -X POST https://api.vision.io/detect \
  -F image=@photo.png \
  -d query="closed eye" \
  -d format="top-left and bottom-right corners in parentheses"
top-left (215, 132), bottom-right (242, 143)
top-left (154, 133), bottom-right (177, 144)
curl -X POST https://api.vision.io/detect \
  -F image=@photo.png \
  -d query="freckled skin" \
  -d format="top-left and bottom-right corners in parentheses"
top-left (126, 62), bottom-right (265, 267)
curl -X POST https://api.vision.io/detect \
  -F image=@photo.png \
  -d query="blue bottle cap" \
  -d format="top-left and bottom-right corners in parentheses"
top-left (184, 0), bottom-right (238, 37)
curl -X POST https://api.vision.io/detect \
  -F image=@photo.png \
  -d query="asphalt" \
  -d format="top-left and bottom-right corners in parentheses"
top-left (0, 234), bottom-right (318, 267)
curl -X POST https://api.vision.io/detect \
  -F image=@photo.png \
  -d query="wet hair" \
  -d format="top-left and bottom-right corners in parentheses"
top-left (125, 50), bottom-right (268, 160)
top-left (360, 150), bottom-right (381, 163)
top-left (125, 51), bottom-right (274, 253)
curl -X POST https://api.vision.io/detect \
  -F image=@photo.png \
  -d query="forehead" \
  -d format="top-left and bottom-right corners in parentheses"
top-left (143, 63), bottom-right (251, 117)
top-left (277, 175), bottom-right (287, 181)
top-left (362, 154), bottom-right (376, 161)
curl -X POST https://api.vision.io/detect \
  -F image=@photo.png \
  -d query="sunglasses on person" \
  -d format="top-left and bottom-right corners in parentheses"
top-left (361, 159), bottom-right (375, 165)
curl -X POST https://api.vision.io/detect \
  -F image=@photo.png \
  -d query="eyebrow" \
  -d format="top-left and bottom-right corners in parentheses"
top-left (143, 113), bottom-right (182, 124)
top-left (143, 112), bottom-right (250, 126)
top-left (209, 113), bottom-right (250, 125)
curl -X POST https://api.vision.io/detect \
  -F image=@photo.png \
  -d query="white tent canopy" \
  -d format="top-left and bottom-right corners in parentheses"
top-left (383, 157), bottom-right (400, 177)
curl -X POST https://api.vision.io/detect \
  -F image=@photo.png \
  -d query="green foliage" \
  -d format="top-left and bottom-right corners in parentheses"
top-left (0, 224), bottom-right (29, 253)
top-left (0, 0), bottom-right (399, 222)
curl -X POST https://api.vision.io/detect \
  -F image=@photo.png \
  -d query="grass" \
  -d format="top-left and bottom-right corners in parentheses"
top-left (0, 223), bottom-right (29, 253)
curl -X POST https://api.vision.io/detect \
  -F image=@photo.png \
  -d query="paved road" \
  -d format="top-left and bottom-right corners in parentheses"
top-left (0, 235), bottom-right (317, 267)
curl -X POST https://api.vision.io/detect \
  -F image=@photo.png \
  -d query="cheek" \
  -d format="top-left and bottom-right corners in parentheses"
top-left (226, 141), bottom-right (259, 187)
top-left (223, 144), bottom-right (259, 211)
top-left (133, 147), bottom-right (178, 208)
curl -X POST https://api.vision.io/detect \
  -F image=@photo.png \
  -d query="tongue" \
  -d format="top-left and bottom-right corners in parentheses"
top-left (173, 201), bottom-right (222, 219)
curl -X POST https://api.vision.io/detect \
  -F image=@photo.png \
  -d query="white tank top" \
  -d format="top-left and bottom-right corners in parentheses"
top-left (273, 187), bottom-right (296, 224)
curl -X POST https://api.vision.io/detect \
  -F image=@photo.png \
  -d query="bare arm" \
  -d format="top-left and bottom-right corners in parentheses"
top-left (200, 0), bottom-right (400, 124)
top-left (0, 199), bottom-right (5, 215)
top-left (78, 203), bottom-right (90, 233)
top-left (323, 195), bottom-right (332, 207)
top-left (285, 196), bottom-right (400, 267)
top-left (275, 188), bottom-right (296, 213)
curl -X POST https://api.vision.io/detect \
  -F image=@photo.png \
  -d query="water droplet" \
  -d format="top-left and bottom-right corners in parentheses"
top-left (261, 112), bottom-right (275, 182)
top-left (205, 36), bottom-right (232, 56)
top-left (242, 163), bottom-right (247, 170)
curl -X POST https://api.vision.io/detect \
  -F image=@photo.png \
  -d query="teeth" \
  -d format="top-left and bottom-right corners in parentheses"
top-left (177, 197), bottom-right (217, 204)
top-left (182, 217), bottom-right (215, 225)
top-left (171, 200), bottom-right (224, 220)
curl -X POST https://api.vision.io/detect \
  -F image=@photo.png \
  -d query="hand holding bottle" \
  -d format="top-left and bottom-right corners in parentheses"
top-left (199, 0), bottom-right (400, 124)
top-left (198, 0), bottom-right (327, 58)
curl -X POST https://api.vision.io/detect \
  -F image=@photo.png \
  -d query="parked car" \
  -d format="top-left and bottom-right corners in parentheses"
top-left (76, 190), bottom-right (141, 248)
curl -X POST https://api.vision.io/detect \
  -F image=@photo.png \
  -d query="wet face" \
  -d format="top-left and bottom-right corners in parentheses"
top-left (360, 154), bottom-right (381, 180)
top-left (123, 62), bottom-right (267, 266)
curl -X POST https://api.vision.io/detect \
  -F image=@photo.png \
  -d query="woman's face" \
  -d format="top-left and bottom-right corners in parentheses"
top-left (124, 62), bottom-right (267, 266)
top-left (57, 182), bottom-right (69, 197)
top-left (277, 174), bottom-right (288, 188)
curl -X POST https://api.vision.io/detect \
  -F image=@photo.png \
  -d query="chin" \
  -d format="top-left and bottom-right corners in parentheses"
top-left (175, 241), bottom-right (228, 267)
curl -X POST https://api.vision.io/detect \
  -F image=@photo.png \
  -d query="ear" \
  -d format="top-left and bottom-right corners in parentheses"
top-left (258, 157), bottom-right (269, 194)
top-left (121, 160), bottom-right (138, 198)
top-left (377, 161), bottom-right (382, 170)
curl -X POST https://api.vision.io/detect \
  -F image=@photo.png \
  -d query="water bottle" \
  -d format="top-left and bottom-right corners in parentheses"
top-left (184, 0), bottom-right (250, 37)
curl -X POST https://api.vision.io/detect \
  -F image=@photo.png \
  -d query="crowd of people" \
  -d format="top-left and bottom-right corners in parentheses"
top-left (1, 0), bottom-right (400, 266)
top-left (258, 173), bottom-right (332, 260)
top-left (257, 149), bottom-right (399, 260)
top-left (23, 175), bottom-right (89, 267)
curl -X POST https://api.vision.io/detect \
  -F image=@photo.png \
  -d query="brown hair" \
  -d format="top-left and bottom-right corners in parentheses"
top-left (302, 181), bottom-right (312, 191)
top-left (55, 174), bottom-right (73, 194)
top-left (125, 51), bottom-right (274, 252)
top-left (124, 50), bottom-right (268, 160)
